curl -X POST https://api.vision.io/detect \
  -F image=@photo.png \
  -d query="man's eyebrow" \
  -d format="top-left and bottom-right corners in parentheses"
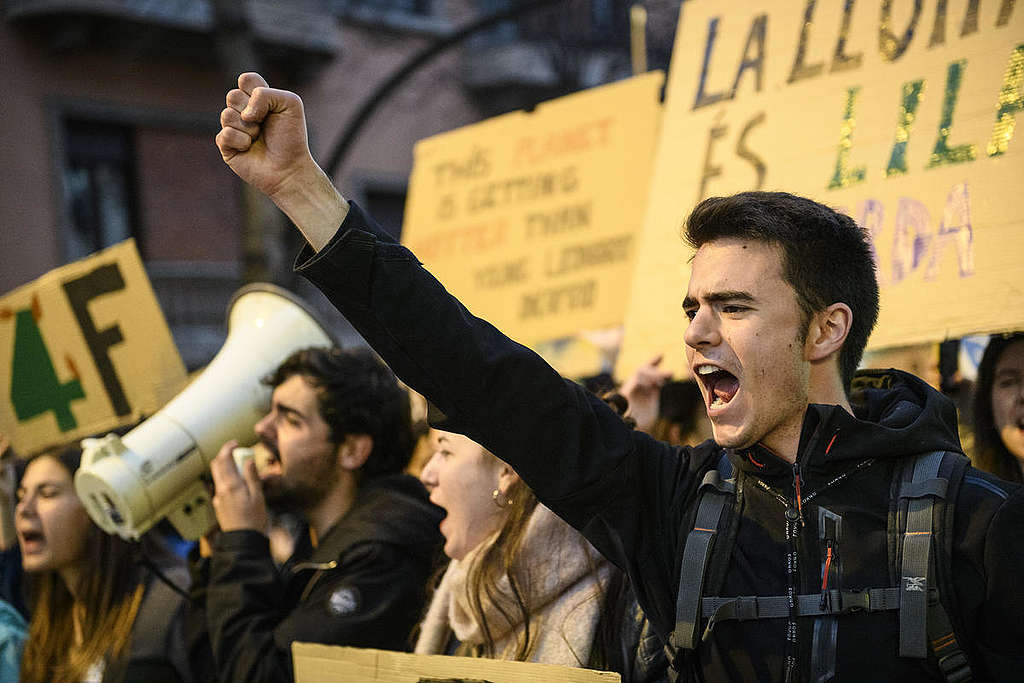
top-left (274, 402), bottom-right (307, 420)
top-left (682, 291), bottom-right (756, 309)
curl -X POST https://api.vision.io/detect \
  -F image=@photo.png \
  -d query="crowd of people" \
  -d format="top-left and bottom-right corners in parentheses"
top-left (0, 72), bottom-right (1020, 682)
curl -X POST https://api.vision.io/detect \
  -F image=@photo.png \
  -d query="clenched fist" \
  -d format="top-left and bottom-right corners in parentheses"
top-left (217, 72), bottom-right (348, 251)
top-left (217, 72), bottom-right (313, 198)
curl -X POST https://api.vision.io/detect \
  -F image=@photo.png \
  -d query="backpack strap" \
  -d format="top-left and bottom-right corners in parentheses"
top-left (702, 587), bottom-right (901, 621)
top-left (668, 453), bottom-right (735, 654)
top-left (898, 450), bottom-right (945, 657)
top-left (898, 450), bottom-right (973, 682)
top-left (927, 555), bottom-right (973, 683)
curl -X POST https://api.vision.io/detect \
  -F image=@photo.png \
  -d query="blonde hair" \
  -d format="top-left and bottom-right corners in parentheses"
top-left (456, 453), bottom-right (621, 665)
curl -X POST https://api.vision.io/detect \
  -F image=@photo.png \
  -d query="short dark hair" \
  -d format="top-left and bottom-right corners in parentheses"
top-left (265, 347), bottom-right (413, 479)
top-left (685, 191), bottom-right (880, 390)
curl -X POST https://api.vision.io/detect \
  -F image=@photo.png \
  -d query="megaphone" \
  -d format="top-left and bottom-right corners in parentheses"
top-left (74, 283), bottom-right (336, 541)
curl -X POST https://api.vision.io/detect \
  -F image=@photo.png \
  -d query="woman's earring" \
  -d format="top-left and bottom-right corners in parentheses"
top-left (492, 488), bottom-right (514, 508)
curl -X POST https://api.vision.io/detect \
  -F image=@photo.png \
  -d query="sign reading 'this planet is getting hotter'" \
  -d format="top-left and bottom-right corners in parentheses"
top-left (402, 72), bottom-right (663, 353)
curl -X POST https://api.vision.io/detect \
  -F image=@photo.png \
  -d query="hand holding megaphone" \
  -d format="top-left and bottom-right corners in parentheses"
top-left (210, 440), bottom-right (268, 533)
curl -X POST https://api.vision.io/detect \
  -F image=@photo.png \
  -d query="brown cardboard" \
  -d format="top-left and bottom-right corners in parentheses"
top-left (618, 0), bottom-right (1024, 378)
top-left (292, 643), bottom-right (621, 683)
top-left (0, 239), bottom-right (187, 455)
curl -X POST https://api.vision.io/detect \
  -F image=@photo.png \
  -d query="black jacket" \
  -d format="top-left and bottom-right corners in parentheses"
top-left (110, 563), bottom-right (194, 683)
top-left (294, 202), bottom-right (1024, 682)
top-left (189, 473), bottom-right (443, 682)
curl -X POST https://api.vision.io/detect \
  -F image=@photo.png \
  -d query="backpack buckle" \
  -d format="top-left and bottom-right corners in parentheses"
top-left (838, 589), bottom-right (870, 614)
top-left (936, 651), bottom-right (971, 683)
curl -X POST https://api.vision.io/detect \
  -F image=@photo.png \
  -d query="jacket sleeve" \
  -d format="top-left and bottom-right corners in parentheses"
top-left (295, 203), bottom-right (702, 637)
top-left (203, 531), bottom-right (293, 682)
top-left (973, 485), bottom-right (1024, 679)
top-left (203, 529), bottom-right (428, 682)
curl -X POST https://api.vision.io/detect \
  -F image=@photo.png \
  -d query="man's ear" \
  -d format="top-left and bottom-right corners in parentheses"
top-left (337, 434), bottom-right (373, 472)
top-left (806, 303), bottom-right (852, 363)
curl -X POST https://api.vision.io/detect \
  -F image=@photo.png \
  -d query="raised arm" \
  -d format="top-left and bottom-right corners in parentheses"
top-left (215, 73), bottom-right (710, 638)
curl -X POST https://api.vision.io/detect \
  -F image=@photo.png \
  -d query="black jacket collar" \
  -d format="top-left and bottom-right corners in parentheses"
top-left (726, 368), bottom-right (962, 484)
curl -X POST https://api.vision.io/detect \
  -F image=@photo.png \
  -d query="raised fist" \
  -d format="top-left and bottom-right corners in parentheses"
top-left (216, 72), bottom-right (316, 200)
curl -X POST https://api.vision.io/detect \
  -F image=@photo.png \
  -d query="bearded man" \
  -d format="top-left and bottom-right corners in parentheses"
top-left (189, 347), bottom-right (442, 682)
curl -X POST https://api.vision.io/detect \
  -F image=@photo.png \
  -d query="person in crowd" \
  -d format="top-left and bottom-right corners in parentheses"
top-left (619, 355), bottom-right (711, 446)
top-left (213, 73), bottom-right (1023, 682)
top-left (189, 346), bottom-right (443, 682)
top-left (0, 433), bottom-right (27, 622)
top-left (650, 381), bottom-right (712, 446)
top-left (971, 332), bottom-right (1024, 483)
top-left (0, 434), bottom-right (27, 682)
top-left (0, 595), bottom-right (26, 682)
top-left (16, 446), bottom-right (193, 683)
top-left (414, 430), bottom-right (665, 681)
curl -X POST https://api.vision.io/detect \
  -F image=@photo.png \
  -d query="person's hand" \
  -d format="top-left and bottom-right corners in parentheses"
top-left (620, 354), bottom-right (673, 434)
top-left (210, 440), bottom-right (268, 534)
top-left (217, 72), bottom-right (348, 251)
top-left (216, 72), bottom-right (316, 199)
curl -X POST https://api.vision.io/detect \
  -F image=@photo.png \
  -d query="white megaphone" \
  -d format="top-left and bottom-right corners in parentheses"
top-left (74, 283), bottom-right (336, 541)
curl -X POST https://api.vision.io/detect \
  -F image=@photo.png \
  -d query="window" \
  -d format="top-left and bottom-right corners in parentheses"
top-left (61, 120), bottom-right (139, 261)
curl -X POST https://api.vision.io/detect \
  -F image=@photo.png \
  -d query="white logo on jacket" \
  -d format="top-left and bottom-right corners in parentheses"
top-left (327, 586), bottom-right (360, 616)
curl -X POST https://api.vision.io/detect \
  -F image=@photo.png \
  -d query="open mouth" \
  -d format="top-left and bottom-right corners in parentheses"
top-left (256, 440), bottom-right (281, 476)
top-left (695, 365), bottom-right (740, 408)
top-left (19, 530), bottom-right (44, 551)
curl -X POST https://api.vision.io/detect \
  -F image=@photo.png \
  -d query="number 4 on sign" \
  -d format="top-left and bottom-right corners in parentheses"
top-left (2, 295), bottom-right (85, 432)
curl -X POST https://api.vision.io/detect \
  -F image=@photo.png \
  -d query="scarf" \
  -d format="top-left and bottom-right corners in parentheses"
top-left (415, 503), bottom-right (611, 667)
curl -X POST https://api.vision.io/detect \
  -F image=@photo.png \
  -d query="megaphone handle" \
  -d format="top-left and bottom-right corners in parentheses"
top-left (163, 480), bottom-right (219, 541)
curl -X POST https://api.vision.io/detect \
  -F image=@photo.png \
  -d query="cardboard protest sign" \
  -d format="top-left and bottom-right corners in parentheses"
top-left (292, 644), bottom-right (620, 683)
top-left (402, 72), bottom-right (663, 374)
top-left (0, 240), bottom-right (187, 456)
top-left (617, 0), bottom-right (1024, 378)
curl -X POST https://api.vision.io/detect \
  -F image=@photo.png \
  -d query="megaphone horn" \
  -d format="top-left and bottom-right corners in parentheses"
top-left (75, 284), bottom-right (336, 541)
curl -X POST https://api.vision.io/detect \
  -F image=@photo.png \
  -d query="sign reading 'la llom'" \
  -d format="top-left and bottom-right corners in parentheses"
top-left (617, 0), bottom-right (1024, 377)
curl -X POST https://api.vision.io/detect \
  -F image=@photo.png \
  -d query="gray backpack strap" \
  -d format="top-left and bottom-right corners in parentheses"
top-left (912, 450), bottom-right (974, 682)
top-left (668, 459), bottom-right (735, 653)
top-left (897, 450), bottom-right (947, 658)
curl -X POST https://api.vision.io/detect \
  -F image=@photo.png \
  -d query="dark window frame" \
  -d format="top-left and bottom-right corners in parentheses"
top-left (335, 0), bottom-right (452, 37)
top-left (47, 98), bottom-right (213, 263)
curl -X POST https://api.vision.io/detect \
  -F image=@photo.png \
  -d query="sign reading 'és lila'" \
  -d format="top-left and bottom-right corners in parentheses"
top-left (617, 0), bottom-right (1024, 378)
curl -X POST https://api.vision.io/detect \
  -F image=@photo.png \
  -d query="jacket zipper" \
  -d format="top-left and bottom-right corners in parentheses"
top-left (749, 454), bottom-right (874, 682)
top-left (782, 462), bottom-right (804, 683)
